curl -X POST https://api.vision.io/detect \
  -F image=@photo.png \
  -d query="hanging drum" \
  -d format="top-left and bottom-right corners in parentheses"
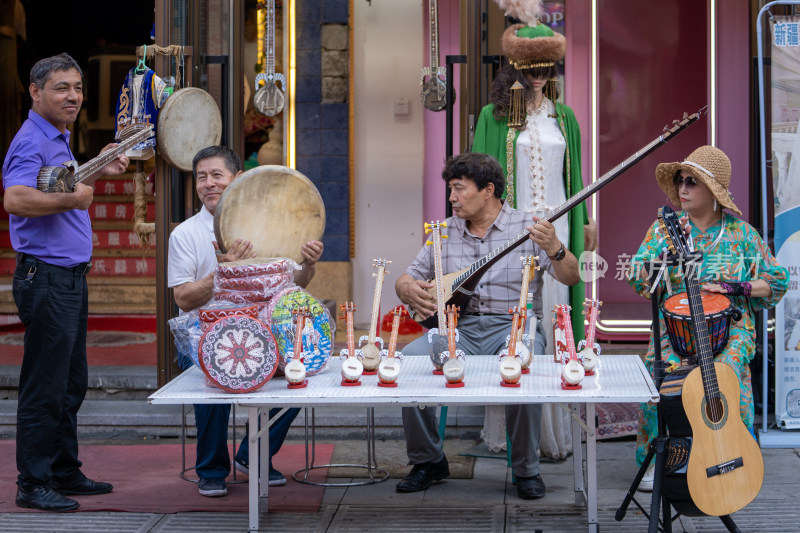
top-left (213, 165), bottom-right (325, 264)
top-left (199, 314), bottom-right (278, 393)
top-left (157, 87), bottom-right (222, 172)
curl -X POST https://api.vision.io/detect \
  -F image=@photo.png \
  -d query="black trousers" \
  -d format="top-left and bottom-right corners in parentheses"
top-left (13, 254), bottom-right (91, 489)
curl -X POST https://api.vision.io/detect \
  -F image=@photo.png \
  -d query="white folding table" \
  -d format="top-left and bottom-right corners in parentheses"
top-left (149, 354), bottom-right (657, 532)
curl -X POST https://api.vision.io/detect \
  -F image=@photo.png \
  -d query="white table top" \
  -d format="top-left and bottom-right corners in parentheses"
top-left (149, 354), bottom-right (658, 407)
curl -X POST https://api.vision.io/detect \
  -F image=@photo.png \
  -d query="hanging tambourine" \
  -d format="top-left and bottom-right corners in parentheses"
top-left (157, 87), bottom-right (222, 172)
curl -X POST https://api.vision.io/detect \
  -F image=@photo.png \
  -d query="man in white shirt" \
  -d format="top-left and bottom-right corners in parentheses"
top-left (168, 145), bottom-right (323, 497)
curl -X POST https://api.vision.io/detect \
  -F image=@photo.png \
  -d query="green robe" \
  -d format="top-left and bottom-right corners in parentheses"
top-left (472, 102), bottom-right (588, 340)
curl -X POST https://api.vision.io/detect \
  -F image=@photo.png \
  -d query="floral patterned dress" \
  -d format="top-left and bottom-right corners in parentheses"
top-left (627, 211), bottom-right (789, 466)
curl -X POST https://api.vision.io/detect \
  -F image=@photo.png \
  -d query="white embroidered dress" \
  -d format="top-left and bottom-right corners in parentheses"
top-left (482, 98), bottom-right (572, 459)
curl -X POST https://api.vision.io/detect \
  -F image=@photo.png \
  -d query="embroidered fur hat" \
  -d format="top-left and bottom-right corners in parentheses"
top-left (655, 145), bottom-right (742, 216)
top-left (496, 0), bottom-right (566, 69)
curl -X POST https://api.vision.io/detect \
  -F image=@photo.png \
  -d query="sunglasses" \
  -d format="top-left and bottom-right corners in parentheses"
top-left (672, 175), bottom-right (697, 188)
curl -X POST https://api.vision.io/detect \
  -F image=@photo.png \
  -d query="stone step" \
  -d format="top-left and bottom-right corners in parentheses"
top-left (0, 399), bottom-right (484, 441)
top-left (0, 364), bottom-right (484, 440)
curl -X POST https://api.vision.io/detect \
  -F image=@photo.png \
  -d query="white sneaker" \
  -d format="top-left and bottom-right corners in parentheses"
top-left (638, 463), bottom-right (655, 492)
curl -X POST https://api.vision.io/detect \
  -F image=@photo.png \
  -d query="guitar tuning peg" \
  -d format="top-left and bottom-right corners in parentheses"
top-left (425, 239), bottom-right (432, 246)
top-left (441, 235), bottom-right (448, 239)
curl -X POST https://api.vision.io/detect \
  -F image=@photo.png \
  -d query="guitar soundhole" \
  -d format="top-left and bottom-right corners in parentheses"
top-left (701, 394), bottom-right (729, 429)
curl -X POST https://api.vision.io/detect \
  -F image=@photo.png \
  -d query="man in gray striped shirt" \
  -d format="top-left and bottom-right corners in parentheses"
top-left (394, 152), bottom-right (579, 499)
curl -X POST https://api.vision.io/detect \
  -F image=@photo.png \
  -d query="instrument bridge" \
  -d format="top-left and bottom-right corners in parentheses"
top-left (705, 456), bottom-right (743, 478)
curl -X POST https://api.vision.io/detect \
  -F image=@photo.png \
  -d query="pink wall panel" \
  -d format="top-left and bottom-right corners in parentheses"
top-left (597, 0), bottom-right (710, 307)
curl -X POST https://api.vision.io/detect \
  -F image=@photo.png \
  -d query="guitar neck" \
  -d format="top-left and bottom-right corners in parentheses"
top-left (264, 0), bottom-right (276, 76)
top-left (428, 0), bottom-right (440, 69)
top-left (450, 112), bottom-right (701, 300)
top-left (292, 314), bottom-right (305, 360)
top-left (684, 278), bottom-right (720, 399)
top-left (345, 310), bottom-right (356, 355)
top-left (562, 308), bottom-right (578, 360)
top-left (585, 304), bottom-right (599, 346)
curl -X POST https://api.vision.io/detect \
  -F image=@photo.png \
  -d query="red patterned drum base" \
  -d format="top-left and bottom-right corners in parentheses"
top-left (199, 315), bottom-right (278, 393)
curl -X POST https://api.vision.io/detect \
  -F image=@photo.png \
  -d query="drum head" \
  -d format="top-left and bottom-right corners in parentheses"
top-left (214, 165), bottom-right (325, 263)
top-left (199, 315), bottom-right (278, 393)
top-left (157, 87), bottom-right (222, 171)
top-left (266, 287), bottom-right (334, 376)
top-left (663, 291), bottom-right (731, 317)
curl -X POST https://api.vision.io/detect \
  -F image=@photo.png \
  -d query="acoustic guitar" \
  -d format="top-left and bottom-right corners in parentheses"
top-left (658, 205), bottom-right (763, 517)
top-left (408, 111), bottom-right (703, 328)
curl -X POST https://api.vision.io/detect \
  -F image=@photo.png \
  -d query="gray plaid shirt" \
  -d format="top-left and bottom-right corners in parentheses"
top-left (406, 202), bottom-right (554, 318)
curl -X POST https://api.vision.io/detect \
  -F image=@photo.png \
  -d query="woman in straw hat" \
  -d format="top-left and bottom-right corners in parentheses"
top-left (472, 0), bottom-right (593, 460)
top-left (627, 145), bottom-right (788, 491)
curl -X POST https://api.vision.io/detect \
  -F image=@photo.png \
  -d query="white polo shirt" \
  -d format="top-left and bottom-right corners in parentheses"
top-left (167, 205), bottom-right (218, 314)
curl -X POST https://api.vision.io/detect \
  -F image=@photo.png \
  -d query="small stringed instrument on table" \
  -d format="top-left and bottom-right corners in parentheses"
top-left (419, 0), bottom-right (451, 112)
top-left (577, 299), bottom-right (602, 375)
top-left (285, 307), bottom-right (310, 388)
top-left (377, 306), bottom-right (405, 387)
top-left (359, 258), bottom-right (390, 374)
top-left (498, 306), bottom-right (525, 387)
top-left (441, 304), bottom-right (465, 387)
top-left (408, 111), bottom-right (703, 329)
top-left (423, 221), bottom-right (451, 373)
top-left (516, 255), bottom-right (539, 372)
top-left (339, 302), bottom-right (364, 386)
top-left (555, 304), bottom-right (584, 390)
top-left (657, 205), bottom-right (763, 517)
top-left (254, 0), bottom-right (286, 116)
top-left (37, 125), bottom-right (152, 193)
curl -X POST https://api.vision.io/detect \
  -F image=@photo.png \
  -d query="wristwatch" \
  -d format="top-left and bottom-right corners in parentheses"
top-left (548, 243), bottom-right (566, 262)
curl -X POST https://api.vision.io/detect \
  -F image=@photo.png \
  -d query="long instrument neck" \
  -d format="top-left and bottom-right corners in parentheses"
top-left (346, 309), bottom-right (355, 355)
top-left (387, 314), bottom-right (401, 358)
top-left (432, 230), bottom-right (447, 332)
top-left (685, 279), bottom-right (720, 399)
top-left (75, 127), bottom-right (151, 185)
top-left (265, 0), bottom-right (276, 75)
top-left (428, 0), bottom-right (440, 69)
top-left (453, 117), bottom-right (699, 291)
top-left (367, 268), bottom-right (385, 342)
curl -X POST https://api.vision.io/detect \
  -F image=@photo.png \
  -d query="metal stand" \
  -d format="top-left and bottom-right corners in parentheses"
top-left (615, 255), bottom-right (739, 533)
top-left (179, 403), bottom-right (246, 484)
top-left (292, 407), bottom-right (389, 487)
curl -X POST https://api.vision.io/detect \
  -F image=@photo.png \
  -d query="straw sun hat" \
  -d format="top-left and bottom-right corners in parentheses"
top-left (655, 145), bottom-right (742, 216)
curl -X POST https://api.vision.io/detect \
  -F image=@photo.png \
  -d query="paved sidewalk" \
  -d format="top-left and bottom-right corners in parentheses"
top-left (1, 439), bottom-right (798, 532)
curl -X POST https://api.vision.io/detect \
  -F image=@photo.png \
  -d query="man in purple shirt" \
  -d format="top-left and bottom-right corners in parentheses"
top-left (2, 53), bottom-right (128, 512)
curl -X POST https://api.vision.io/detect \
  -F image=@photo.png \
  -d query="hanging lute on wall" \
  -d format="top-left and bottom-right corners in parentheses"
top-left (657, 205), bottom-right (763, 517)
top-left (254, 0), bottom-right (286, 116)
top-left (408, 110), bottom-right (703, 328)
top-left (359, 258), bottom-right (390, 373)
top-left (37, 125), bottom-right (152, 193)
top-left (419, 0), bottom-right (450, 112)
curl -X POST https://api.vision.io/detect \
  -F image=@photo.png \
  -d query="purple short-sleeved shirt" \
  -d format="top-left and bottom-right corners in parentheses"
top-left (2, 110), bottom-right (92, 267)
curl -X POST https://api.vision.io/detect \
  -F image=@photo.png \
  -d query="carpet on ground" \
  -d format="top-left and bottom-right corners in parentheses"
top-left (326, 439), bottom-right (476, 479)
top-left (0, 331), bottom-right (157, 366)
top-left (582, 403), bottom-right (640, 439)
top-left (0, 441), bottom-right (332, 513)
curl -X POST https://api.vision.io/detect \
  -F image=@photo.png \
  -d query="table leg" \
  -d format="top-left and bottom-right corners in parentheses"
top-left (259, 409), bottom-right (270, 509)
top-left (571, 403), bottom-right (585, 506)
top-left (248, 407), bottom-right (259, 532)
top-left (586, 402), bottom-right (598, 533)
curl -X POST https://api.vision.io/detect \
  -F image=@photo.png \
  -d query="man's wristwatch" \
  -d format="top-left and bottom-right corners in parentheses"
top-left (548, 243), bottom-right (566, 262)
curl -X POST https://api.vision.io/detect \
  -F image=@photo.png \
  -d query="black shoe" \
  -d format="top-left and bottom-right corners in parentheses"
top-left (396, 456), bottom-right (450, 493)
top-left (52, 474), bottom-right (113, 496)
top-left (516, 474), bottom-right (546, 499)
top-left (16, 485), bottom-right (80, 511)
